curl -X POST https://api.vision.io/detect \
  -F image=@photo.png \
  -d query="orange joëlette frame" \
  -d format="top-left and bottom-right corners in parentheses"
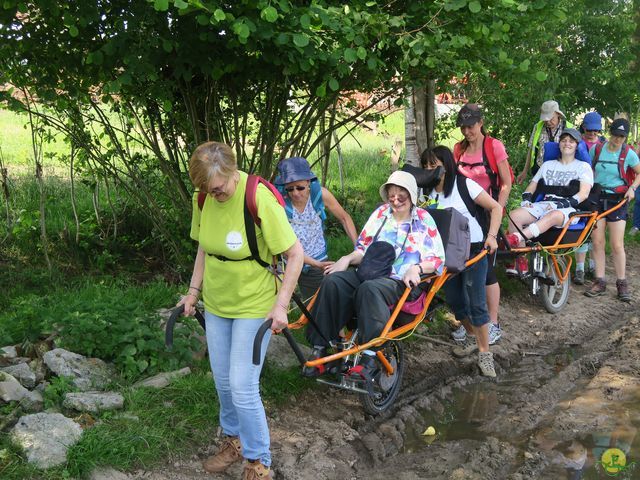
top-left (505, 199), bottom-right (627, 283)
top-left (287, 249), bottom-right (489, 370)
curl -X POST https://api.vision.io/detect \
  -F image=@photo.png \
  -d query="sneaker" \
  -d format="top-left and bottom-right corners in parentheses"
top-left (629, 226), bottom-right (639, 236)
top-left (302, 346), bottom-right (327, 377)
top-left (573, 269), bottom-right (585, 285)
top-left (505, 233), bottom-right (521, 248)
top-left (451, 324), bottom-right (467, 342)
top-left (516, 256), bottom-right (529, 275)
top-left (488, 323), bottom-right (502, 345)
top-left (452, 335), bottom-right (478, 358)
top-left (478, 351), bottom-right (497, 377)
top-left (584, 278), bottom-right (606, 297)
top-left (616, 279), bottom-right (631, 303)
top-left (203, 436), bottom-right (242, 473)
top-left (242, 460), bottom-right (274, 480)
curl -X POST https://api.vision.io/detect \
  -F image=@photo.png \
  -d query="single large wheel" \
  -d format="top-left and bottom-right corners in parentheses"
top-left (540, 256), bottom-right (570, 313)
top-left (359, 341), bottom-right (405, 415)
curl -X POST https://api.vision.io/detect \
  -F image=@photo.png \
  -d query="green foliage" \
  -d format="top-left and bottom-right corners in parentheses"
top-left (43, 376), bottom-right (77, 410)
top-left (0, 279), bottom-right (199, 380)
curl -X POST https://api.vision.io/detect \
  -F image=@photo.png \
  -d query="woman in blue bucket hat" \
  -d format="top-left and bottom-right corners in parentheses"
top-left (275, 157), bottom-right (358, 300)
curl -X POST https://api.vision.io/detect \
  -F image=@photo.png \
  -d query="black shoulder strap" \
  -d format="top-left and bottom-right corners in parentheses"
top-left (457, 175), bottom-right (488, 234)
top-left (481, 137), bottom-right (499, 200)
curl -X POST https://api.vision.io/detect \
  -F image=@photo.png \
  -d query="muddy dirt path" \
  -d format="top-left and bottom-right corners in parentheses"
top-left (133, 246), bottom-right (640, 480)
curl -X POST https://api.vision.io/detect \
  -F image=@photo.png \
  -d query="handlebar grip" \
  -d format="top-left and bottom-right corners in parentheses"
top-left (252, 319), bottom-right (273, 365)
top-left (252, 320), bottom-right (307, 366)
top-left (165, 305), bottom-right (185, 350)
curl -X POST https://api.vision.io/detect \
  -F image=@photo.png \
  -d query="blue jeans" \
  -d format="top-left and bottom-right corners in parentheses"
top-left (205, 312), bottom-right (272, 466)
top-left (633, 195), bottom-right (640, 229)
top-left (444, 256), bottom-right (489, 327)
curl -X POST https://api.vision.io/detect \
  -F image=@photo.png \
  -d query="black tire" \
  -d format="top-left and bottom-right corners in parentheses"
top-left (359, 341), bottom-right (405, 415)
top-left (540, 256), bottom-right (570, 314)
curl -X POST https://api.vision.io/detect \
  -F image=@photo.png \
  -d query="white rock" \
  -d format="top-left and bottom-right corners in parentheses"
top-left (266, 334), bottom-right (311, 370)
top-left (90, 466), bottom-right (129, 480)
top-left (0, 372), bottom-right (30, 403)
top-left (1, 363), bottom-right (37, 389)
top-left (22, 390), bottom-right (44, 413)
top-left (11, 412), bottom-right (82, 468)
top-left (0, 345), bottom-right (17, 359)
top-left (63, 391), bottom-right (124, 413)
top-left (133, 367), bottom-right (191, 389)
top-left (43, 348), bottom-right (113, 391)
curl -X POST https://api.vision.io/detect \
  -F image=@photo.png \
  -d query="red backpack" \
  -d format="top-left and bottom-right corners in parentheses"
top-left (197, 175), bottom-right (285, 268)
top-left (592, 143), bottom-right (637, 194)
top-left (453, 136), bottom-right (514, 200)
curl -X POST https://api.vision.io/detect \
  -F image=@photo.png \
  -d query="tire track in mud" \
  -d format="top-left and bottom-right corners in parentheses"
top-left (134, 247), bottom-right (640, 480)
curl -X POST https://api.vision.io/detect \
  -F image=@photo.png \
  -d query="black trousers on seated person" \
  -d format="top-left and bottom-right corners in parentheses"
top-left (305, 270), bottom-right (405, 348)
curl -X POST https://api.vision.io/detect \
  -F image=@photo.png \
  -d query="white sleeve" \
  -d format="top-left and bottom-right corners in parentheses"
top-left (465, 178), bottom-right (484, 200)
top-left (532, 162), bottom-right (546, 183)
top-left (579, 162), bottom-right (594, 185)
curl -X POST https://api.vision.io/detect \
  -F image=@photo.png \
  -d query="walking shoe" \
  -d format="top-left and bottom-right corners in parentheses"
top-left (242, 460), bottom-right (274, 480)
top-left (488, 323), bottom-right (502, 345)
top-left (452, 335), bottom-right (478, 358)
top-left (573, 269), bottom-right (585, 285)
top-left (584, 278), bottom-right (606, 297)
top-left (302, 346), bottom-right (327, 377)
top-left (616, 279), bottom-right (631, 303)
top-left (629, 226), bottom-right (639, 236)
top-left (505, 261), bottom-right (517, 275)
top-left (203, 436), bottom-right (242, 473)
top-left (505, 233), bottom-right (522, 248)
top-left (478, 352), bottom-right (497, 377)
top-left (451, 324), bottom-right (467, 342)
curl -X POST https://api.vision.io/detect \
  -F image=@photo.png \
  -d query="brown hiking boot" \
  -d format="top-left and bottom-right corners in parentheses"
top-left (202, 436), bottom-right (242, 473)
top-left (616, 279), bottom-right (631, 303)
top-left (584, 278), bottom-right (606, 297)
top-left (242, 460), bottom-right (274, 480)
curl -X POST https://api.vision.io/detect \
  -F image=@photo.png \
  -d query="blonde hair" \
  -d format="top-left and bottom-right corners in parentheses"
top-left (189, 142), bottom-right (237, 190)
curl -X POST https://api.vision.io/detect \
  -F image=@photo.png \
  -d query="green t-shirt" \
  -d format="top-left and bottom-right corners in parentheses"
top-left (190, 171), bottom-right (297, 318)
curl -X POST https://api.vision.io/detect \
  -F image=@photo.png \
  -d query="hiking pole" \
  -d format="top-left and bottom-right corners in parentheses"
top-left (252, 319), bottom-right (306, 366)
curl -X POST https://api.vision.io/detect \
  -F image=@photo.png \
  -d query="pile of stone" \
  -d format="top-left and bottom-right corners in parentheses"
top-left (0, 344), bottom-right (191, 469)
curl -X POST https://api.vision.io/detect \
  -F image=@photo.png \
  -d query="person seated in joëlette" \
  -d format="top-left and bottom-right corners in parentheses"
top-left (302, 170), bottom-right (445, 380)
top-left (505, 128), bottom-right (593, 275)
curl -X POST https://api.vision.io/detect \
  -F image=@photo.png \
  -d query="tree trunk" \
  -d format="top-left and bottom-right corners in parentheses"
top-left (426, 79), bottom-right (436, 149)
top-left (404, 87), bottom-right (420, 166)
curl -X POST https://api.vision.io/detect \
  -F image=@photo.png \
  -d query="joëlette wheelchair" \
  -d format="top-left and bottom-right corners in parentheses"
top-left (251, 246), bottom-right (487, 416)
top-left (499, 191), bottom-right (626, 314)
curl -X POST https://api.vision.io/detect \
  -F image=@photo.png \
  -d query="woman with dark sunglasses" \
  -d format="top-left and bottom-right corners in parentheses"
top-left (275, 157), bottom-right (358, 299)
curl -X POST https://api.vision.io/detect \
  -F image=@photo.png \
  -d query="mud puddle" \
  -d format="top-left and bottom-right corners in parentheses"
top-left (402, 341), bottom-right (640, 479)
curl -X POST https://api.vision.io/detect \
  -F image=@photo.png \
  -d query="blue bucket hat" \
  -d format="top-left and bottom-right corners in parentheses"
top-left (275, 157), bottom-right (317, 185)
top-left (583, 112), bottom-right (602, 131)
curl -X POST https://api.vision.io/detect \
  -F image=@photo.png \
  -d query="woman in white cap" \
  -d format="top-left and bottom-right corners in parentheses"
top-left (303, 170), bottom-right (445, 379)
top-left (585, 118), bottom-right (640, 302)
top-left (275, 157), bottom-right (358, 300)
top-left (506, 129), bottom-right (593, 274)
top-left (517, 100), bottom-right (574, 184)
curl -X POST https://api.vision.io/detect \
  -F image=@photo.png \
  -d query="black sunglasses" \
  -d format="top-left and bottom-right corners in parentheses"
top-left (285, 185), bottom-right (307, 192)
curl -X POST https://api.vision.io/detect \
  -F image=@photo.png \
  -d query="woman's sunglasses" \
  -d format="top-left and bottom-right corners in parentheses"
top-left (285, 186), bottom-right (307, 192)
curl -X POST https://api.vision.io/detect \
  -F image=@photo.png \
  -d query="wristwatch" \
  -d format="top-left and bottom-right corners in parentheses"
top-left (416, 263), bottom-right (424, 275)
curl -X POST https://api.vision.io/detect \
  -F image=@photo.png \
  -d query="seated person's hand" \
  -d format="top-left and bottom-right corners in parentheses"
top-left (520, 191), bottom-right (533, 208)
top-left (324, 256), bottom-right (350, 275)
top-left (314, 259), bottom-right (334, 269)
top-left (402, 264), bottom-right (421, 289)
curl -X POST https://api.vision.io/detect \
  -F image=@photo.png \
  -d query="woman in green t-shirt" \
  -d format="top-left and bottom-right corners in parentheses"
top-left (179, 141), bottom-right (303, 480)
